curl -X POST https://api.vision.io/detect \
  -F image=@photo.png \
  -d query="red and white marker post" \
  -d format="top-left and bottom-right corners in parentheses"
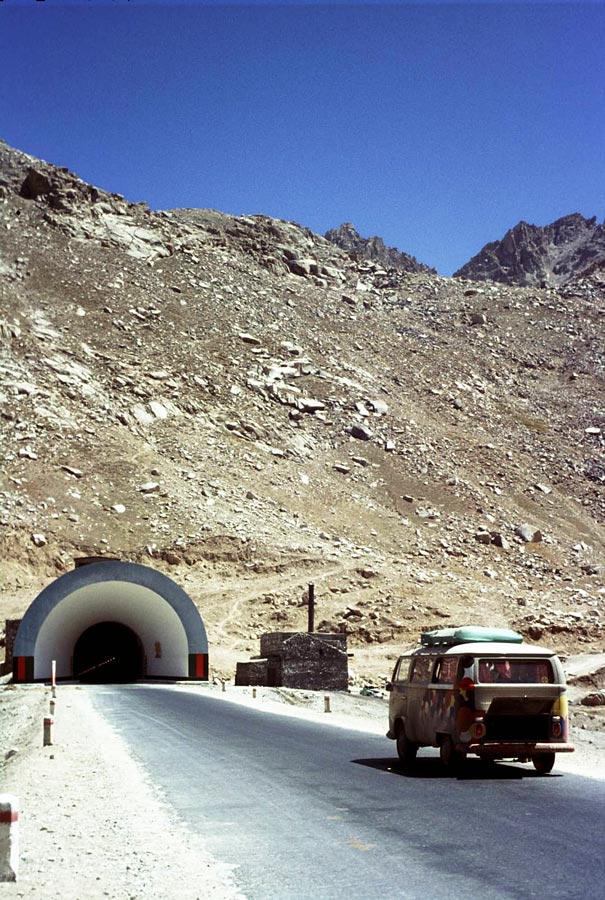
top-left (0, 795), bottom-right (19, 882)
top-left (43, 717), bottom-right (53, 747)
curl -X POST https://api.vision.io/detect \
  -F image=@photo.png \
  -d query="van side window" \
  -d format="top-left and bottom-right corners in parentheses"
top-left (393, 657), bottom-right (412, 682)
top-left (434, 656), bottom-right (458, 684)
top-left (410, 656), bottom-right (433, 683)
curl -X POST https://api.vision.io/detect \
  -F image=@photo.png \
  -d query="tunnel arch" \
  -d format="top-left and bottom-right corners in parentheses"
top-left (12, 560), bottom-right (209, 682)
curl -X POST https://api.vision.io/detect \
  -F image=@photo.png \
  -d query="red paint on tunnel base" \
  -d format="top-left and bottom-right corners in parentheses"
top-left (13, 656), bottom-right (34, 683)
top-left (189, 653), bottom-right (209, 680)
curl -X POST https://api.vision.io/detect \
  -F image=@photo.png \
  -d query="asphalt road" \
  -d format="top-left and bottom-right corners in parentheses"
top-left (90, 685), bottom-right (605, 900)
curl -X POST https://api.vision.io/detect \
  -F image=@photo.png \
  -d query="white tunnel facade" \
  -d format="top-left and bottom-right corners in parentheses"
top-left (13, 561), bottom-right (209, 682)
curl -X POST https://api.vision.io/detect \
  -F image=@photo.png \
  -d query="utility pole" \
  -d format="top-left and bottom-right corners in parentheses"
top-left (307, 583), bottom-right (315, 633)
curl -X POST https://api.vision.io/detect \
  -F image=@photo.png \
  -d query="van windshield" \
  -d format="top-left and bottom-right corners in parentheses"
top-left (478, 658), bottom-right (553, 684)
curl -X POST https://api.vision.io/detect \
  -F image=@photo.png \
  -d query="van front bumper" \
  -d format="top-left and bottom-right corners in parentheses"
top-left (464, 741), bottom-right (575, 756)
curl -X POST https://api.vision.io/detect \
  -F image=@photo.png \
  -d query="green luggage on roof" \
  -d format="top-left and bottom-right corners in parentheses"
top-left (420, 625), bottom-right (524, 647)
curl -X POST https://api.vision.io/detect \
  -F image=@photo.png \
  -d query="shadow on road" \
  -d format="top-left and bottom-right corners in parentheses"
top-left (351, 756), bottom-right (562, 780)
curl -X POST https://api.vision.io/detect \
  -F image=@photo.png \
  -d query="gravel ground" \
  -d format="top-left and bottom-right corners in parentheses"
top-left (0, 679), bottom-right (603, 898)
top-left (0, 683), bottom-right (244, 899)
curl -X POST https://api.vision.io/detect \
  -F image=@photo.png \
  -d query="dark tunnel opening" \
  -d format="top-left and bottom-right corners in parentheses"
top-left (73, 621), bottom-right (145, 683)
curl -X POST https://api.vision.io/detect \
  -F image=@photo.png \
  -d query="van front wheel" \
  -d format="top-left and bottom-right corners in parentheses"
top-left (440, 736), bottom-right (465, 772)
top-left (532, 753), bottom-right (555, 775)
top-left (396, 726), bottom-right (418, 767)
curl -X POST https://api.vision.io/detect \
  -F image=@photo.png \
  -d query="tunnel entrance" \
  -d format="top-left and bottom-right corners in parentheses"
top-left (13, 560), bottom-right (210, 683)
top-left (73, 622), bottom-right (145, 683)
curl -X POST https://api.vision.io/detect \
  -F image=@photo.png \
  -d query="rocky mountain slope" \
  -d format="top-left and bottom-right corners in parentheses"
top-left (325, 222), bottom-right (435, 275)
top-left (1, 140), bottom-right (604, 681)
top-left (454, 213), bottom-right (605, 288)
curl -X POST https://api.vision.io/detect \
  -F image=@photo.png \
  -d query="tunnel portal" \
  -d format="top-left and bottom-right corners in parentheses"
top-left (12, 560), bottom-right (209, 682)
top-left (73, 621), bottom-right (145, 683)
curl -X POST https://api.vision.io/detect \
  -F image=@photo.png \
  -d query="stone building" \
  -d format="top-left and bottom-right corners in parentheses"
top-left (1, 619), bottom-right (21, 676)
top-left (235, 631), bottom-right (348, 691)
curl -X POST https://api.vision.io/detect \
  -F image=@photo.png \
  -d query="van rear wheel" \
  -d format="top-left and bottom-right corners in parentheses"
top-left (396, 726), bottom-right (418, 767)
top-left (440, 736), bottom-right (465, 772)
top-left (532, 753), bottom-right (555, 775)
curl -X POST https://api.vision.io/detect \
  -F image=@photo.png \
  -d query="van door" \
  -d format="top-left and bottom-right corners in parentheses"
top-left (406, 655), bottom-right (435, 743)
top-left (430, 655), bottom-right (459, 741)
top-left (389, 655), bottom-right (412, 734)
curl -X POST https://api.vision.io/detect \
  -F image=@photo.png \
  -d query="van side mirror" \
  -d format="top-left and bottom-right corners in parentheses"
top-left (386, 682), bottom-right (393, 692)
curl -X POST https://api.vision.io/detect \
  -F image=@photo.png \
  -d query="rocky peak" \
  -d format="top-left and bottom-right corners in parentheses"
top-left (325, 222), bottom-right (435, 275)
top-left (454, 213), bottom-right (605, 287)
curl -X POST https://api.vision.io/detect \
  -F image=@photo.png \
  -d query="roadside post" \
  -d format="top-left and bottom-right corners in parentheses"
top-left (0, 795), bottom-right (19, 882)
top-left (43, 716), bottom-right (53, 747)
top-left (51, 660), bottom-right (56, 698)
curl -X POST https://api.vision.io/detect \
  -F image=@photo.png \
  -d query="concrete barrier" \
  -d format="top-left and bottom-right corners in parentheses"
top-left (0, 795), bottom-right (19, 882)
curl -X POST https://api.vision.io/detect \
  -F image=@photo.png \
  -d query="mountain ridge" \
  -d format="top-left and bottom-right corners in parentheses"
top-left (1, 139), bottom-right (603, 681)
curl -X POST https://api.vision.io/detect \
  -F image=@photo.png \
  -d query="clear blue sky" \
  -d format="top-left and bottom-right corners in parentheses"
top-left (1, 1), bottom-right (603, 274)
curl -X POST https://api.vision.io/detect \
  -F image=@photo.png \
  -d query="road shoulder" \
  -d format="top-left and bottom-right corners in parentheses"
top-left (0, 684), bottom-right (244, 899)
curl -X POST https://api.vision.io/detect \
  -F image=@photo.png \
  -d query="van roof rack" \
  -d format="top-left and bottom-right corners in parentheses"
top-left (420, 626), bottom-right (524, 647)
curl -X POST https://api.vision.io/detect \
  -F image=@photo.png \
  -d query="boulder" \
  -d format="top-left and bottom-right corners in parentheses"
top-left (287, 257), bottom-right (315, 277)
top-left (349, 424), bottom-right (373, 441)
top-left (580, 692), bottom-right (605, 707)
top-left (20, 168), bottom-right (53, 199)
top-left (515, 524), bottom-right (543, 543)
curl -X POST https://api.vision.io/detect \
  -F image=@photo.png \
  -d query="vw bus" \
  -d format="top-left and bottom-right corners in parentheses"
top-left (386, 626), bottom-right (574, 773)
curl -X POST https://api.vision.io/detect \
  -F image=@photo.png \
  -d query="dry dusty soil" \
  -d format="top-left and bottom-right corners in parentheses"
top-left (1, 671), bottom-right (604, 899)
